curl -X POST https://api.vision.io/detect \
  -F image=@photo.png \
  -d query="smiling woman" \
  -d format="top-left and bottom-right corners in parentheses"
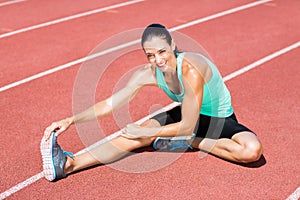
top-left (142, 23), bottom-right (180, 65)
top-left (40, 23), bottom-right (263, 182)
top-left (143, 37), bottom-right (176, 72)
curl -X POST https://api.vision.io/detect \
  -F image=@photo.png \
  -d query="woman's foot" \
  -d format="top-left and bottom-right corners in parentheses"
top-left (153, 134), bottom-right (195, 151)
top-left (40, 132), bottom-right (74, 181)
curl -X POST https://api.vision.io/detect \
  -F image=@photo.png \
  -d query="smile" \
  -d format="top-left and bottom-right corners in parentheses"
top-left (156, 61), bottom-right (167, 68)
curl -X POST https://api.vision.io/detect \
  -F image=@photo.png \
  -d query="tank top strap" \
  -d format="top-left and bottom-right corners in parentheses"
top-left (176, 52), bottom-right (185, 87)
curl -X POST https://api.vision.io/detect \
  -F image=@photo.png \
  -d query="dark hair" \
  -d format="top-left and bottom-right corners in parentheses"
top-left (141, 23), bottom-right (180, 55)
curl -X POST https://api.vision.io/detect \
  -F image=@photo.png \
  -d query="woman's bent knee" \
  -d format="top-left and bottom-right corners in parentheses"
top-left (232, 131), bottom-right (263, 163)
top-left (239, 141), bottom-right (263, 163)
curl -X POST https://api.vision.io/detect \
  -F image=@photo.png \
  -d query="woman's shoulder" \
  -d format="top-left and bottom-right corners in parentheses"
top-left (136, 63), bottom-right (155, 77)
top-left (128, 64), bottom-right (156, 86)
top-left (181, 52), bottom-right (209, 72)
top-left (131, 64), bottom-right (152, 74)
top-left (181, 52), bottom-right (210, 66)
top-left (181, 52), bottom-right (212, 82)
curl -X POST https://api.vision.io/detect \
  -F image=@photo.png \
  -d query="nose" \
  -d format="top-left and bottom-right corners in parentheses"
top-left (154, 54), bottom-right (163, 65)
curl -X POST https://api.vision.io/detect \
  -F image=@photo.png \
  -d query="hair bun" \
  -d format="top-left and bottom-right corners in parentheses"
top-left (146, 23), bottom-right (166, 29)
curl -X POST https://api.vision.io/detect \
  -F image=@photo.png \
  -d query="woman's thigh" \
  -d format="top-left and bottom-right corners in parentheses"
top-left (195, 113), bottom-right (255, 139)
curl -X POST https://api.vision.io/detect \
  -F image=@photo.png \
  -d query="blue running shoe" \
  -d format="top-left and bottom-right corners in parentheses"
top-left (153, 134), bottom-right (195, 151)
top-left (40, 132), bottom-right (74, 181)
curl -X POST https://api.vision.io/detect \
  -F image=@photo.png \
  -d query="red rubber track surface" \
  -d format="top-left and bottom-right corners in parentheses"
top-left (0, 0), bottom-right (125, 30)
top-left (0, 0), bottom-right (299, 199)
top-left (0, 0), bottom-right (251, 86)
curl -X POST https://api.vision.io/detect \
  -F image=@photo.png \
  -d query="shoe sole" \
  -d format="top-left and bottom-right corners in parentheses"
top-left (153, 135), bottom-right (194, 151)
top-left (153, 136), bottom-right (189, 149)
top-left (40, 133), bottom-right (56, 181)
top-left (153, 137), bottom-right (164, 149)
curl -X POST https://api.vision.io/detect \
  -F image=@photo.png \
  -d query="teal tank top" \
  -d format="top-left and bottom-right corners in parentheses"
top-left (156, 53), bottom-right (234, 117)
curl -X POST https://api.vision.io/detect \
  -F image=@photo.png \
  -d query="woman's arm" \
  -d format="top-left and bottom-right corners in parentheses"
top-left (44, 64), bottom-right (156, 139)
top-left (122, 56), bottom-right (205, 138)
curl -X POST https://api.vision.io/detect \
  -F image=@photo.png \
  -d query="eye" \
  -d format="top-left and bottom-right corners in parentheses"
top-left (146, 54), bottom-right (155, 59)
top-left (158, 49), bottom-right (166, 54)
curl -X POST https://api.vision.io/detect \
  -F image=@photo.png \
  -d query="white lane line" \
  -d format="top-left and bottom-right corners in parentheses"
top-left (286, 186), bottom-right (300, 200)
top-left (0, 0), bottom-right (272, 93)
top-left (0, 0), bottom-right (144, 39)
top-left (0, 40), bottom-right (298, 199)
top-left (169, 0), bottom-right (271, 32)
top-left (0, 0), bottom-right (25, 7)
top-left (223, 41), bottom-right (300, 82)
top-left (0, 172), bottom-right (44, 200)
top-left (0, 40), bottom-right (140, 92)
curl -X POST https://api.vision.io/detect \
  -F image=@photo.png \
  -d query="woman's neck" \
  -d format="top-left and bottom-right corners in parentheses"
top-left (163, 54), bottom-right (177, 76)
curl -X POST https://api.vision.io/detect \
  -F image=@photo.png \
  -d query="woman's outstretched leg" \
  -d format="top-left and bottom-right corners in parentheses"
top-left (64, 119), bottom-right (160, 175)
top-left (64, 135), bottom-right (156, 174)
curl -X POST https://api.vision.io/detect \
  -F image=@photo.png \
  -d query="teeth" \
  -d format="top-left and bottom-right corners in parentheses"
top-left (157, 62), bottom-right (166, 67)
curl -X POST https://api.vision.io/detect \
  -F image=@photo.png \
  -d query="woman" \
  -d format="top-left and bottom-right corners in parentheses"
top-left (41, 24), bottom-right (263, 182)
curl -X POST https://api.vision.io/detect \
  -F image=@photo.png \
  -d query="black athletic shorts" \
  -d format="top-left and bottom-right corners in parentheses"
top-left (150, 105), bottom-right (253, 139)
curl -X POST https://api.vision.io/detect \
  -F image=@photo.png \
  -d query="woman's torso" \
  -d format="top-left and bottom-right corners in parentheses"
top-left (154, 52), bottom-right (234, 117)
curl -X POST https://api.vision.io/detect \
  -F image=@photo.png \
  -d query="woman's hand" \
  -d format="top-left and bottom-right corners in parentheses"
top-left (121, 123), bottom-right (148, 139)
top-left (121, 123), bottom-right (161, 139)
top-left (43, 117), bottom-right (73, 141)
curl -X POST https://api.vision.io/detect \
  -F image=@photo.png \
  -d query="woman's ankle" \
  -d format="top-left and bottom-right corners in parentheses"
top-left (64, 156), bottom-right (74, 174)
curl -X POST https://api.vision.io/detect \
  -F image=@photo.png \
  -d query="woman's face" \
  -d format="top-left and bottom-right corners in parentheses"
top-left (143, 36), bottom-right (176, 72)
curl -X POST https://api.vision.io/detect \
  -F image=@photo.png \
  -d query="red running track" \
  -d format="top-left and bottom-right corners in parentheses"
top-left (0, 0), bottom-right (299, 199)
top-left (0, 0), bottom-right (252, 87)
